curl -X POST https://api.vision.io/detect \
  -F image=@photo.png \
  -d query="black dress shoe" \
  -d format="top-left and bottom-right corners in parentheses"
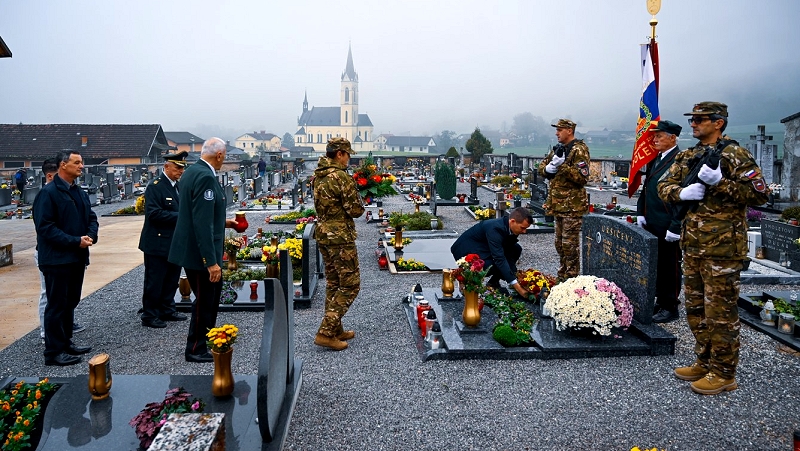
top-left (66, 344), bottom-right (92, 355)
top-left (160, 312), bottom-right (188, 321)
top-left (45, 352), bottom-right (81, 366)
top-left (185, 351), bottom-right (213, 363)
top-left (653, 309), bottom-right (679, 323)
top-left (142, 318), bottom-right (167, 328)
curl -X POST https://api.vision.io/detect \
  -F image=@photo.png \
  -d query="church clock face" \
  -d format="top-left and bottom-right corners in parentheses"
top-left (646, 0), bottom-right (661, 15)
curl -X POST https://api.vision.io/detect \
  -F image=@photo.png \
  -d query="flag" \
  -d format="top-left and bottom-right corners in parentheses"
top-left (627, 40), bottom-right (660, 197)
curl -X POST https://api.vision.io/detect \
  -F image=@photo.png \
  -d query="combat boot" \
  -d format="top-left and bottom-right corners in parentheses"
top-left (690, 372), bottom-right (737, 395)
top-left (674, 361), bottom-right (709, 381)
top-left (314, 333), bottom-right (348, 351)
top-left (336, 330), bottom-right (356, 341)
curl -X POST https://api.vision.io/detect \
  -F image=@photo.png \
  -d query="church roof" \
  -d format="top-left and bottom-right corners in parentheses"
top-left (358, 114), bottom-right (373, 126)
top-left (342, 44), bottom-right (358, 82)
top-left (295, 127), bottom-right (306, 135)
top-left (298, 107), bottom-right (373, 127)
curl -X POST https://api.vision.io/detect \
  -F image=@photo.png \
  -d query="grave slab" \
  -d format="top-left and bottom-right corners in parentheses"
top-left (385, 238), bottom-right (457, 272)
top-left (739, 291), bottom-right (800, 352)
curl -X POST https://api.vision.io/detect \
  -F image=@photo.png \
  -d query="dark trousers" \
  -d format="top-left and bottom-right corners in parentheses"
top-left (40, 263), bottom-right (86, 359)
top-left (141, 253), bottom-right (182, 321)
top-left (646, 224), bottom-right (682, 313)
top-left (184, 267), bottom-right (221, 355)
top-left (486, 243), bottom-right (522, 285)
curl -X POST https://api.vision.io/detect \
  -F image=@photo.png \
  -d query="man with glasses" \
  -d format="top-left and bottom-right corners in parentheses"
top-left (139, 151), bottom-right (189, 328)
top-left (636, 120), bottom-right (684, 323)
top-left (658, 102), bottom-right (770, 395)
top-left (312, 137), bottom-right (365, 351)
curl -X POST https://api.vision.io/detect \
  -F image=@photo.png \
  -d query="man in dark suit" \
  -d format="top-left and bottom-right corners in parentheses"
top-left (168, 138), bottom-right (238, 363)
top-left (450, 207), bottom-right (533, 298)
top-left (139, 151), bottom-right (189, 328)
top-left (33, 150), bottom-right (97, 366)
top-left (636, 119), bottom-right (683, 323)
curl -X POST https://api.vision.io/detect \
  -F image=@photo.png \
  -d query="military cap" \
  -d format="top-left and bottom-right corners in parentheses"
top-left (683, 101), bottom-right (728, 117)
top-left (327, 137), bottom-right (354, 154)
top-left (551, 119), bottom-right (577, 130)
top-left (655, 119), bottom-right (682, 137)
top-left (163, 150), bottom-right (189, 167)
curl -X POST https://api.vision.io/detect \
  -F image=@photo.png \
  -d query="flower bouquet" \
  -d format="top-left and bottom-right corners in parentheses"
top-left (129, 387), bottom-right (205, 450)
top-left (451, 254), bottom-right (490, 293)
top-left (261, 245), bottom-right (280, 264)
top-left (352, 155), bottom-right (398, 200)
top-left (516, 268), bottom-right (557, 297)
top-left (223, 234), bottom-right (246, 260)
top-left (543, 275), bottom-right (633, 336)
top-left (0, 378), bottom-right (58, 451)
top-left (395, 257), bottom-right (429, 271)
top-left (206, 324), bottom-right (238, 353)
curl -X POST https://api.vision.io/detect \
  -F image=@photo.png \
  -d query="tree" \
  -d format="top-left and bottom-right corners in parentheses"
top-left (445, 146), bottom-right (459, 158)
top-left (512, 112), bottom-right (549, 145)
top-left (465, 128), bottom-right (493, 163)
top-left (282, 132), bottom-right (294, 149)
top-left (437, 130), bottom-right (456, 153)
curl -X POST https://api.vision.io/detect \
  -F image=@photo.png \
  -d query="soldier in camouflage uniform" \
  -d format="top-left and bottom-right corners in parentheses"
top-left (658, 102), bottom-right (770, 395)
top-left (538, 119), bottom-right (590, 281)
top-left (312, 137), bottom-right (365, 351)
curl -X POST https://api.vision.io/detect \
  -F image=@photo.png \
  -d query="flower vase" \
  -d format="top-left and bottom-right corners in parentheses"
top-left (414, 203), bottom-right (420, 213)
top-left (227, 254), bottom-right (238, 271)
top-left (266, 263), bottom-right (279, 279)
top-left (394, 229), bottom-right (404, 249)
top-left (178, 276), bottom-right (191, 300)
top-left (441, 269), bottom-right (454, 297)
top-left (462, 290), bottom-right (481, 326)
top-left (211, 349), bottom-right (235, 397)
top-left (270, 236), bottom-right (279, 248)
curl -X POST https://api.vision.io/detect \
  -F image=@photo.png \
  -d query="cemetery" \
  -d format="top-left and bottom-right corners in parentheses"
top-left (1, 122), bottom-right (800, 449)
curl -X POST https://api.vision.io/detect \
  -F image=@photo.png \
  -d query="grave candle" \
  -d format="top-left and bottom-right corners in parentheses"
top-left (416, 300), bottom-right (430, 332)
top-left (424, 310), bottom-right (437, 339)
top-left (430, 322), bottom-right (442, 349)
top-left (778, 313), bottom-right (795, 335)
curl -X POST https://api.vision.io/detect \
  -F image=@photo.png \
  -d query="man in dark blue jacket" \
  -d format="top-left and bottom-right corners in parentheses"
top-left (450, 207), bottom-right (533, 298)
top-left (33, 150), bottom-right (98, 366)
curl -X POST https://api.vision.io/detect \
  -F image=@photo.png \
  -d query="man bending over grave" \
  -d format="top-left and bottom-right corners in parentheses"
top-left (451, 207), bottom-right (533, 298)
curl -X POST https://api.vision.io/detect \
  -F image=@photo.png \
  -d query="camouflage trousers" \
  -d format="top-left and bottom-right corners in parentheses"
top-left (318, 243), bottom-right (361, 337)
top-left (554, 215), bottom-right (583, 280)
top-left (683, 255), bottom-right (743, 378)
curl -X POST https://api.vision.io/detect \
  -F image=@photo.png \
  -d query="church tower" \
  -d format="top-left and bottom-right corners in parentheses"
top-left (302, 90), bottom-right (308, 113)
top-left (340, 44), bottom-right (358, 128)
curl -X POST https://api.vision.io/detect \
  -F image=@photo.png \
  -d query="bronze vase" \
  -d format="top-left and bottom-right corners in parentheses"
top-left (415, 203), bottom-right (420, 213)
top-left (462, 290), bottom-right (481, 326)
top-left (394, 229), bottom-right (404, 249)
top-left (441, 269), bottom-right (454, 297)
top-left (227, 254), bottom-right (238, 271)
top-left (178, 276), bottom-right (191, 300)
top-left (271, 236), bottom-right (279, 248)
top-left (266, 263), bottom-right (279, 279)
top-left (211, 349), bottom-right (235, 397)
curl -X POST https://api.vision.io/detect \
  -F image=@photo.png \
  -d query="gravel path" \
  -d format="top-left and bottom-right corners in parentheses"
top-left (1, 177), bottom-right (798, 451)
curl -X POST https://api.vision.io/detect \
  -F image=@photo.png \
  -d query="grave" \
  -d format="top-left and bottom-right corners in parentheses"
top-left (428, 183), bottom-right (477, 216)
top-left (582, 214), bottom-right (658, 325)
top-left (0, 243), bottom-right (12, 267)
top-left (405, 288), bottom-right (675, 361)
top-left (7, 277), bottom-right (302, 451)
top-left (760, 219), bottom-right (800, 262)
top-left (739, 291), bottom-right (800, 352)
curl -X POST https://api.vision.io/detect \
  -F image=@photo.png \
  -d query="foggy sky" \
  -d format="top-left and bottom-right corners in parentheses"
top-left (1, 0), bottom-right (798, 142)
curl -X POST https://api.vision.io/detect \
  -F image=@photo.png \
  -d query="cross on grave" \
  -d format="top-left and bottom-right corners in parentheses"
top-left (747, 125), bottom-right (776, 184)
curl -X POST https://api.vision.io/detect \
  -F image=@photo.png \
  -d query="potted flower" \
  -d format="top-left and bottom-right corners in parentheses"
top-left (129, 387), bottom-right (205, 450)
top-left (278, 238), bottom-right (303, 282)
top-left (516, 268), bottom-right (558, 301)
top-left (450, 254), bottom-right (491, 326)
top-left (223, 234), bottom-right (246, 270)
top-left (543, 275), bottom-right (633, 337)
top-left (261, 245), bottom-right (280, 278)
top-left (0, 378), bottom-right (58, 451)
top-left (206, 324), bottom-right (239, 397)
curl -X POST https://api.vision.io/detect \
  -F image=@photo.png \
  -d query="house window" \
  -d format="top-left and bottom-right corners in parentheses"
top-left (251, 143), bottom-right (254, 148)
top-left (326, 133), bottom-right (332, 141)
top-left (345, 111), bottom-right (348, 123)
top-left (317, 133), bottom-right (322, 143)
top-left (344, 87), bottom-right (349, 103)
top-left (296, 136), bottom-right (301, 143)
top-left (308, 134), bottom-right (313, 143)
top-left (364, 131), bottom-right (368, 141)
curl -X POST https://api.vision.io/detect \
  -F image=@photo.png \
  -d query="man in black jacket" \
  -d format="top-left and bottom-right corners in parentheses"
top-left (139, 151), bottom-right (189, 328)
top-left (33, 150), bottom-right (98, 366)
top-left (450, 207), bottom-right (533, 298)
top-left (636, 119), bottom-right (683, 323)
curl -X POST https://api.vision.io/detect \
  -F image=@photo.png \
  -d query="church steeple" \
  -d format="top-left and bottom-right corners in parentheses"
top-left (342, 43), bottom-right (358, 82)
top-left (302, 90), bottom-right (308, 113)
top-left (340, 44), bottom-right (358, 127)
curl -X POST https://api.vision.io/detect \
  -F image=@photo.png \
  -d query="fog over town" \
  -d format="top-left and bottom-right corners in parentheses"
top-left (1, 0), bottom-right (798, 142)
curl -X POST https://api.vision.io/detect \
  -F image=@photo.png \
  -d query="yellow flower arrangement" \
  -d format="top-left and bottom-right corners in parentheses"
top-left (134, 195), bottom-right (146, 214)
top-left (278, 238), bottom-right (303, 261)
top-left (474, 207), bottom-right (495, 220)
top-left (395, 257), bottom-right (429, 271)
top-left (206, 324), bottom-right (238, 353)
top-left (1, 184), bottom-right (7, 189)
top-left (261, 245), bottom-right (280, 264)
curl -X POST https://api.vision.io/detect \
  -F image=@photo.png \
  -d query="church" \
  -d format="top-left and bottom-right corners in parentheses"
top-left (295, 45), bottom-right (375, 153)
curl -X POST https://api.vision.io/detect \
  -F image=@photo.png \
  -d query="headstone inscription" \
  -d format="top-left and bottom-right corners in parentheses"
top-left (469, 178), bottom-right (478, 202)
top-left (760, 219), bottom-right (800, 262)
top-left (582, 215), bottom-right (657, 324)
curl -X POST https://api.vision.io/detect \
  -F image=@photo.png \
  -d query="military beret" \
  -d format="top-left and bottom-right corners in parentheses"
top-left (551, 119), bottom-right (577, 130)
top-left (163, 150), bottom-right (189, 167)
top-left (327, 137), bottom-right (354, 154)
top-left (684, 101), bottom-right (728, 117)
top-left (655, 119), bottom-right (682, 137)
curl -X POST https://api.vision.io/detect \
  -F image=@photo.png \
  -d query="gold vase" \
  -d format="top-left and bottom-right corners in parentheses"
top-left (266, 263), bottom-right (279, 279)
top-left (211, 349), bottom-right (234, 397)
top-left (462, 290), bottom-right (481, 327)
top-left (88, 353), bottom-right (112, 401)
top-left (178, 276), bottom-right (191, 300)
top-left (394, 229), bottom-right (404, 249)
top-left (441, 269), bottom-right (454, 297)
top-left (271, 236), bottom-right (278, 248)
top-left (227, 254), bottom-right (238, 271)
top-left (414, 203), bottom-right (420, 213)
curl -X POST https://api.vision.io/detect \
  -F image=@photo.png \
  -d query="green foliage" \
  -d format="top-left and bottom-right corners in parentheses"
top-left (387, 211), bottom-right (439, 231)
top-left (223, 268), bottom-right (266, 282)
top-left (492, 324), bottom-right (519, 347)
top-left (435, 161), bottom-right (457, 200)
top-left (483, 289), bottom-right (536, 346)
top-left (491, 175), bottom-right (513, 186)
top-left (282, 132), bottom-right (294, 149)
top-left (780, 206), bottom-right (800, 221)
top-left (465, 127), bottom-right (494, 163)
top-left (445, 146), bottom-right (459, 158)
top-left (388, 211), bottom-right (406, 229)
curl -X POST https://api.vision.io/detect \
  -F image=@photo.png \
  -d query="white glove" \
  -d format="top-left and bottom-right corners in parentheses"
top-left (679, 183), bottom-right (706, 201)
top-left (698, 164), bottom-right (722, 186)
top-left (550, 154), bottom-right (565, 167)
top-left (637, 216), bottom-right (647, 227)
top-left (545, 162), bottom-right (559, 174)
top-left (665, 231), bottom-right (681, 242)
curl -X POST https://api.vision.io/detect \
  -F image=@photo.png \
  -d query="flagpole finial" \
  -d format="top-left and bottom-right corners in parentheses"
top-left (646, 0), bottom-right (661, 40)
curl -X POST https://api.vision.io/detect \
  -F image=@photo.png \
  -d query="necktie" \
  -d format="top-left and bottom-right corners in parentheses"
top-left (175, 182), bottom-right (179, 195)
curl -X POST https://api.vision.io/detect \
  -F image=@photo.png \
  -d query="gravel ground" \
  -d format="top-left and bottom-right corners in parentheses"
top-left (1, 178), bottom-right (799, 451)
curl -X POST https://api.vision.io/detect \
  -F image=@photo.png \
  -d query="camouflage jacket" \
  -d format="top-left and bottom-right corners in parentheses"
top-left (312, 156), bottom-right (365, 245)
top-left (538, 139), bottom-right (590, 216)
top-left (657, 139), bottom-right (770, 260)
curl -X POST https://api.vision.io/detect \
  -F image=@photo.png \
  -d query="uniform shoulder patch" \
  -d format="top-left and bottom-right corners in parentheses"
top-left (577, 161), bottom-right (589, 176)
top-left (753, 178), bottom-right (766, 192)
top-left (744, 169), bottom-right (757, 179)
top-left (204, 189), bottom-right (214, 201)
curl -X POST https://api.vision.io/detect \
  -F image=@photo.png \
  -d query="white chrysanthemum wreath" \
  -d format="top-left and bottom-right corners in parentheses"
top-left (543, 275), bottom-right (634, 336)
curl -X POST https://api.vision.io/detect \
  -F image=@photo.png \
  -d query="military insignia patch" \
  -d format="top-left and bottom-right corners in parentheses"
top-left (744, 169), bottom-right (757, 179)
top-left (204, 189), bottom-right (214, 200)
top-left (577, 161), bottom-right (589, 177)
top-left (153, 180), bottom-right (159, 184)
top-left (753, 178), bottom-right (766, 192)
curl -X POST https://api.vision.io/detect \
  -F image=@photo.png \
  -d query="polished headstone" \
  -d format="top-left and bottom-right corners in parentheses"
top-left (385, 238), bottom-right (457, 271)
top-left (582, 215), bottom-right (657, 324)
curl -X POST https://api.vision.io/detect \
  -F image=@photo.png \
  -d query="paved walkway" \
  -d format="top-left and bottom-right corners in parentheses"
top-left (0, 215), bottom-right (144, 350)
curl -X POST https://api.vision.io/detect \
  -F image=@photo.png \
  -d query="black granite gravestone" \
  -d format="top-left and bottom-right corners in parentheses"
top-left (469, 178), bottom-right (478, 202)
top-left (582, 215), bottom-right (657, 324)
top-left (760, 219), bottom-right (800, 262)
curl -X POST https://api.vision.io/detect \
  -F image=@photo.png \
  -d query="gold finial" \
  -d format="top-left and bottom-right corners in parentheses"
top-left (646, 0), bottom-right (661, 39)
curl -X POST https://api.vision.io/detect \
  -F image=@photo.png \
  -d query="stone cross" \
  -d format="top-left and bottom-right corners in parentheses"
top-left (748, 125), bottom-right (775, 184)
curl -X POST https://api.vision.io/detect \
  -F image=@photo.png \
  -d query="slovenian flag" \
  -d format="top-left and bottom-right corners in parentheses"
top-left (627, 40), bottom-right (660, 197)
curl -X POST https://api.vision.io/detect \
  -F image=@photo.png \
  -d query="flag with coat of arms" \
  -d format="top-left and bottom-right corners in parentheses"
top-left (627, 39), bottom-right (660, 197)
